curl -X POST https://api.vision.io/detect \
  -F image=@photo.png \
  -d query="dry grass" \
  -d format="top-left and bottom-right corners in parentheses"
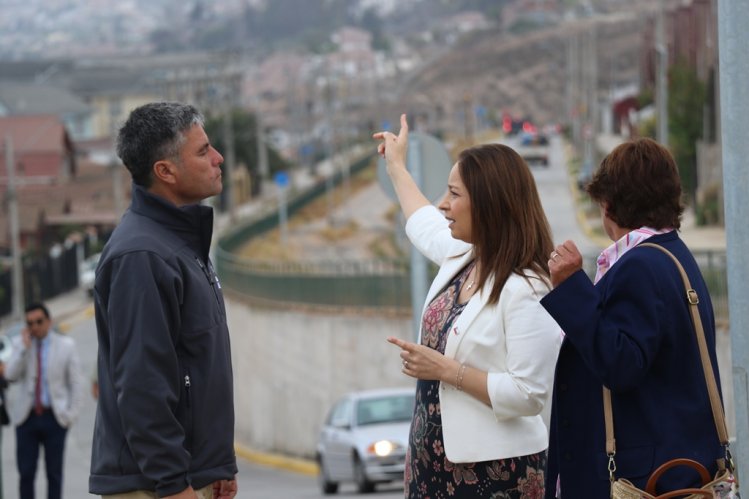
top-left (237, 161), bottom-right (382, 260)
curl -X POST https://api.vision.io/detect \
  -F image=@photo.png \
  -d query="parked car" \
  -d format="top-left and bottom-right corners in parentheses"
top-left (316, 387), bottom-right (415, 494)
top-left (79, 252), bottom-right (101, 297)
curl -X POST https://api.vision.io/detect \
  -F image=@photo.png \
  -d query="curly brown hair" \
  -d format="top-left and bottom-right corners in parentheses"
top-left (586, 138), bottom-right (683, 230)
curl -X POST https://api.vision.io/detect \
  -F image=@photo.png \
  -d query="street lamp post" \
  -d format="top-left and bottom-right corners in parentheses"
top-left (2, 136), bottom-right (59, 321)
top-left (656, 0), bottom-right (669, 146)
top-left (4, 135), bottom-right (23, 320)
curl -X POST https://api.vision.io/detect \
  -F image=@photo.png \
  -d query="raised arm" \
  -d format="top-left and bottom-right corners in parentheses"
top-left (373, 114), bottom-right (430, 220)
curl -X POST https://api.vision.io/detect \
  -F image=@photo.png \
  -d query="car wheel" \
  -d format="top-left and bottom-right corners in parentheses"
top-left (353, 455), bottom-right (375, 493)
top-left (318, 458), bottom-right (338, 495)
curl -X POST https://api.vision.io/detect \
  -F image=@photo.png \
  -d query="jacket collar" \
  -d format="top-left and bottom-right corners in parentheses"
top-left (128, 183), bottom-right (214, 262)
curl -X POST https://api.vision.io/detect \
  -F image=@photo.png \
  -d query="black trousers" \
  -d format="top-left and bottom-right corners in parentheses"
top-left (16, 410), bottom-right (68, 499)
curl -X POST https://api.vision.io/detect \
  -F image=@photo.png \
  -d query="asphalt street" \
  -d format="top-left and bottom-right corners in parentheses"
top-left (0, 293), bottom-right (404, 498)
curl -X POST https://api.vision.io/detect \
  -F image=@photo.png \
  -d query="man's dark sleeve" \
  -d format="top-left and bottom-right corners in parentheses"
top-left (105, 251), bottom-right (190, 496)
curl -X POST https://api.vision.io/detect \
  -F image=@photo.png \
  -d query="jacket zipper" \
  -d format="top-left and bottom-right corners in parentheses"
top-left (184, 374), bottom-right (191, 408)
top-left (194, 256), bottom-right (221, 307)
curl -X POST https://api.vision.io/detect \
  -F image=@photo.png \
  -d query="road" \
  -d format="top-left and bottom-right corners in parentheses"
top-left (502, 134), bottom-right (603, 259)
top-left (0, 289), bottom-right (404, 498)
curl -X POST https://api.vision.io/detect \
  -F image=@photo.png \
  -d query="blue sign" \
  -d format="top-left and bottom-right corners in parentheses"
top-left (274, 171), bottom-right (289, 188)
top-left (381, 120), bottom-right (391, 131)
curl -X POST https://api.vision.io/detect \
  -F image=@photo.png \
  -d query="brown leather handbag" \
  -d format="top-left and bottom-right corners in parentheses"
top-left (605, 243), bottom-right (740, 499)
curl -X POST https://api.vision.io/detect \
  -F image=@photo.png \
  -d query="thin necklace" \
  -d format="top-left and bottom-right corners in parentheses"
top-left (464, 262), bottom-right (477, 292)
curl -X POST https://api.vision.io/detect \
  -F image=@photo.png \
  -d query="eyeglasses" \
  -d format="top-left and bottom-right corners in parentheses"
top-left (26, 318), bottom-right (45, 327)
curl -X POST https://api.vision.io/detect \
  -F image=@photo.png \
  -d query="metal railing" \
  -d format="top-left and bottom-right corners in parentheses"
top-left (218, 246), bottom-right (727, 320)
top-left (215, 156), bottom-right (728, 318)
top-left (218, 254), bottom-right (411, 310)
top-left (215, 152), bottom-right (415, 312)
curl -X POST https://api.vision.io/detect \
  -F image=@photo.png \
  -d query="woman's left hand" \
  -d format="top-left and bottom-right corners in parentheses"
top-left (548, 240), bottom-right (583, 288)
top-left (387, 336), bottom-right (454, 381)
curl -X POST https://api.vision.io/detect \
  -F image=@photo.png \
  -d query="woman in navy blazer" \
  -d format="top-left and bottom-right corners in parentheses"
top-left (542, 138), bottom-right (725, 498)
top-left (374, 115), bottom-right (560, 497)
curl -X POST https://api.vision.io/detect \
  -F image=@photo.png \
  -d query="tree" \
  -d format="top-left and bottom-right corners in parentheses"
top-left (204, 109), bottom-right (291, 199)
top-left (668, 61), bottom-right (705, 204)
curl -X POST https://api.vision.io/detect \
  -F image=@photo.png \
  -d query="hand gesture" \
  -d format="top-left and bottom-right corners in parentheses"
top-left (387, 336), bottom-right (451, 382)
top-left (213, 479), bottom-right (238, 499)
top-left (21, 327), bottom-right (32, 349)
top-left (548, 240), bottom-right (584, 288)
top-left (373, 114), bottom-right (409, 174)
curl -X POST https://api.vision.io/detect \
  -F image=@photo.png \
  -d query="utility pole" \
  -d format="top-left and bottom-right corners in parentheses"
top-left (581, 27), bottom-right (597, 183)
top-left (222, 103), bottom-right (236, 221)
top-left (718, 0), bottom-right (749, 482)
top-left (566, 34), bottom-right (577, 143)
top-left (656, 0), bottom-right (669, 146)
top-left (4, 135), bottom-right (23, 320)
top-left (255, 105), bottom-right (269, 186)
top-left (463, 92), bottom-right (474, 143)
top-left (110, 103), bottom-right (125, 222)
top-left (221, 55), bottom-right (238, 220)
top-left (407, 134), bottom-right (427, 342)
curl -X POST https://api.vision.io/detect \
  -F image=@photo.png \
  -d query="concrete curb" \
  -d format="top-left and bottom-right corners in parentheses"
top-left (234, 443), bottom-right (318, 476)
top-left (58, 303), bottom-right (95, 333)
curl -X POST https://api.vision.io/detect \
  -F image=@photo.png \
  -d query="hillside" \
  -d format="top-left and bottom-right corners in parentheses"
top-left (390, 10), bottom-right (646, 131)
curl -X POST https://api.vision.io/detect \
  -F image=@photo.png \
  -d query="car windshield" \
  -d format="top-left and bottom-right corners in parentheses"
top-left (356, 394), bottom-right (414, 426)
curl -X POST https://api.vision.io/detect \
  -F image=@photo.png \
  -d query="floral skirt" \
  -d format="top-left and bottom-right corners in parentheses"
top-left (405, 380), bottom-right (546, 498)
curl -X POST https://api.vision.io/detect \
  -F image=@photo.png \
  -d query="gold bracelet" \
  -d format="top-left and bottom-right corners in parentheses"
top-left (456, 364), bottom-right (467, 391)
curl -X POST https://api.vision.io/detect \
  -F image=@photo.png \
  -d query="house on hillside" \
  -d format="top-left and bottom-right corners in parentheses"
top-left (0, 170), bottom-right (124, 257)
top-left (0, 115), bottom-right (77, 254)
top-left (0, 115), bottom-right (76, 181)
top-left (0, 80), bottom-right (94, 141)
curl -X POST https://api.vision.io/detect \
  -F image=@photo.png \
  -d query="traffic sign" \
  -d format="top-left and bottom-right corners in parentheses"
top-left (274, 171), bottom-right (289, 188)
top-left (377, 131), bottom-right (453, 203)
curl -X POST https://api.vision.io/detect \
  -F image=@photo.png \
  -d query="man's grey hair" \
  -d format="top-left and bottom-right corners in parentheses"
top-left (116, 102), bottom-right (205, 187)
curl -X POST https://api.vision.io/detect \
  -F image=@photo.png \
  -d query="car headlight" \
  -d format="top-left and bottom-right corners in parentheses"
top-left (368, 440), bottom-right (400, 457)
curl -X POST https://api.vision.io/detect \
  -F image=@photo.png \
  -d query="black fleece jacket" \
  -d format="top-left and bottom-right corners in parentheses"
top-left (89, 184), bottom-right (237, 496)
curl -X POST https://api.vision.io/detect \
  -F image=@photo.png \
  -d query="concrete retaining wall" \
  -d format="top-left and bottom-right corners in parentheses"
top-left (227, 297), bottom-right (414, 459)
top-left (226, 301), bottom-right (737, 458)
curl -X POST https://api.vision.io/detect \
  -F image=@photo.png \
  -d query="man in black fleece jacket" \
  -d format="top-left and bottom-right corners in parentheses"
top-left (89, 102), bottom-right (237, 499)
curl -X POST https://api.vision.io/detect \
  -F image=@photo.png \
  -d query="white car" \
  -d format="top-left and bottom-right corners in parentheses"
top-left (79, 252), bottom-right (101, 297)
top-left (316, 387), bottom-right (414, 494)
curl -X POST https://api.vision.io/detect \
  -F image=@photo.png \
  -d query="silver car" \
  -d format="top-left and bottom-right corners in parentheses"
top-left (316, 387), bottom-right (415, 494)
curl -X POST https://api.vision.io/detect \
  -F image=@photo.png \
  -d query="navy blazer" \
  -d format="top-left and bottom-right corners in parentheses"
top-left (541, 231), bottom-right (724, 498)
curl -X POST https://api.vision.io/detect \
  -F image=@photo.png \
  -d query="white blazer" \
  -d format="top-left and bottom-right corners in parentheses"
top-left (5, 330), bottom-right (84, 428)
top-left (406, 205), bottom-right (561, 463)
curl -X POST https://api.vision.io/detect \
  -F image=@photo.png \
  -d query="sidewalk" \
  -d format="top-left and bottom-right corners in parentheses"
top-left (679, 209), bottom-right (727, 252)
top-left (576, 201), bottom-right (727, 253)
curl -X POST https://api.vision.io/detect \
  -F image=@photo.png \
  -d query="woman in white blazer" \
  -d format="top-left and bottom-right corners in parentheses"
top-left (374, 115), bottom-right (560, 498)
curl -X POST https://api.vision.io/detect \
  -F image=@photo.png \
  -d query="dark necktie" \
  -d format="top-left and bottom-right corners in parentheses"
top-left (34, 341), bottom-right (43, 415)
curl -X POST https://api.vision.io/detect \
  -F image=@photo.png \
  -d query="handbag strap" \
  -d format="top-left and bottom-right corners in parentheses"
top-left (603, 242), bottom-right (729, 461)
